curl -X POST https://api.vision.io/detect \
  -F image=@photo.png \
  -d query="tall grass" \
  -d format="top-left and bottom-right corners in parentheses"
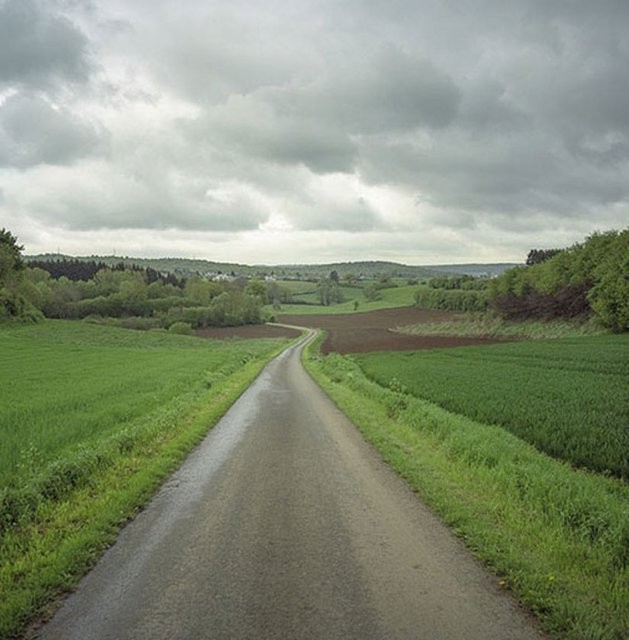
top-left (304, 337), bottom-right (629, 639)
top-left (355, 335), bottom-right (629, 478)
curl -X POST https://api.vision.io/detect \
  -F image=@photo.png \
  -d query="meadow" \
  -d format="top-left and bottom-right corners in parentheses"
top-left (0, 320), bottom-right (292, 637)
top-left (304, 334), bottom-right (629, 639)
top-left (355, 335), bottom-right (629, 478)
top-left (270, 282), bottom-right (420, 315)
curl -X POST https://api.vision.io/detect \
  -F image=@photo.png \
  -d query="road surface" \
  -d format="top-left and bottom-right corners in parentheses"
top-left (35, 332), bottom-right (545, 640)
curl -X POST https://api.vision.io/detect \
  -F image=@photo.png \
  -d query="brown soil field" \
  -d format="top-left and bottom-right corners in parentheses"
top-left (278, 308), bottom-right (504, 354)
top-left (195, 308), bottom-right (503, 353)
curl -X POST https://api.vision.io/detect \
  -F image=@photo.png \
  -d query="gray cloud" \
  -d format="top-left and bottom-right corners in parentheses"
top-left (0, 0), bottom-right (92, 89)
top-left (0, 93), bottom-right (107, 167)
top-left (1, 0), bottom-right (628, 259)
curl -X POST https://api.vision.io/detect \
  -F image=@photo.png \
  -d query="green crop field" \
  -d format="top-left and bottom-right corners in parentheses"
top-left (0, 320), bottom-right (291, 637)
top-left (355, 335), bottom-right (629, 478)
top-left (0, 321), bottom-right (286, 488)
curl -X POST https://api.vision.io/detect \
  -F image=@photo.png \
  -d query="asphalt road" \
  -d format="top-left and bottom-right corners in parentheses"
top-left (35, 332), bottom-right (545, 640)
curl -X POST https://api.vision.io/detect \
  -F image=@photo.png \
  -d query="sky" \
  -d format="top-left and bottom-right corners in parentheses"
top-left (0, 0), bottom-right (628, 265)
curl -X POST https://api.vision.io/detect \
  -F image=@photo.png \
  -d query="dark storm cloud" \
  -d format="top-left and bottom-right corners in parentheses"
top-left (0, 93), bottom-right (106, 167)
top-left (0, 0), bottom-right (92, 89)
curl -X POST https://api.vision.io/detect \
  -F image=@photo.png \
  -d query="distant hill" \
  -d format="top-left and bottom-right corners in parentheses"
top-left (25, 254), bottom-right (519, 280)
top-left (423, 263), bottom-right (520, 277)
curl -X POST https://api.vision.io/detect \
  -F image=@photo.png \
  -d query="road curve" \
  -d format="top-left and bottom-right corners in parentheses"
top-left (35, 332), bottom-right (545, 640)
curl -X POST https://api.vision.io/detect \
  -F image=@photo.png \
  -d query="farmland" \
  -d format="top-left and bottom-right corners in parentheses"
top-left (268, 282), bottom-right (422, 315)
top-left (0, 320), bottom-right (292, 637)
top-left (304, 334), bottom-right (629, 639)
top-left (355, 335), bottom-right (629, 478)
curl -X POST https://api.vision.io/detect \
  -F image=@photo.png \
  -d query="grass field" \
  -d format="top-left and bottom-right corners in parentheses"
top-left (271, 283), bottom-right (420, 315)
top-left (304, 334), bottom-right (629, 639)
top-left (355, 335), bottom-right (629, 478)
top-left (0, 320), bottom-right (292, 638)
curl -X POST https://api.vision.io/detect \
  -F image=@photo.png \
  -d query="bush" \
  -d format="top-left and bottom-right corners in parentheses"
top-left (414, 288), bottom-right (488, 312)
top-left (168, 321), bottom-right (193, 335)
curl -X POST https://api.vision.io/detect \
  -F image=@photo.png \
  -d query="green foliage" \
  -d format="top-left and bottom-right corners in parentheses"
top-left (168, 321), bottom-right (193, 335)
top-left (363, 281), bottom-right (383, 301)
top-left (0, 230), bottom-right (43, 323)
top-left (355, 335), bottom-right (629, 478)
top-left (316, 277), bottom-right (344, 305)
top-left (303, 341), bottom-right (629, 640)
top-left (490, 229), bottom-right (628, 330)
top-left (414, 287), bottom-right (488, 311)
top-left (428, 274), bottom-right (488, 290)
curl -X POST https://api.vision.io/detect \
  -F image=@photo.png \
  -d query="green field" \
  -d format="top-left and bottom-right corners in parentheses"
top-left (0, 321), bottom-right (287, 488)
top-left (0, 320), bottom-right (291, 637)
top-left (355, 335), bottom-right (629, 478)
top-left (271, 283), bottom-right (420, 315)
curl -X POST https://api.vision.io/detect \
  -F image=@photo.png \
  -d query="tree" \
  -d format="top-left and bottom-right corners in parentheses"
top-left (526, 248), bottom-right (562, 266)
top-left (0, 228), bottom-right (25, 284)
top-left (0, 229), bottom-right (42, 321)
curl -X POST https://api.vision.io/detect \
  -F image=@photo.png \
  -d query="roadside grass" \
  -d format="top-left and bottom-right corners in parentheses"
top-left (271, 284), bottom-right (419, 315)
top-left (397, 313), bottom-right (607, 339)
top-left (0, 320), bottom-right (293, 638)
top-left (303, 334), bottom-right (629, 640)
top-left (355, 335), bottom-right (629, 478)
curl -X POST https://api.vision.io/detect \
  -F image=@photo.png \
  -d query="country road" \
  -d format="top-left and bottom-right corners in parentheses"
top-left (35, 332), bottom-right (545, 640)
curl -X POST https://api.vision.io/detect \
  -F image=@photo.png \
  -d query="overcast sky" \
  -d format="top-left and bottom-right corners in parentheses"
top-left (1, 0), bottom-right (627, 264)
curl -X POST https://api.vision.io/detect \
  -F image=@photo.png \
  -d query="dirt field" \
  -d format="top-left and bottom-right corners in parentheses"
top-left (195, 308), bottom-right (503, 353)
top-left (279, 308), bottom-right (504, 354)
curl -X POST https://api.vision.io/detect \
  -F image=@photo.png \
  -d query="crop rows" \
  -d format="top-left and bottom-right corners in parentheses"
top-left (355, 335), bottom-right (629, 478)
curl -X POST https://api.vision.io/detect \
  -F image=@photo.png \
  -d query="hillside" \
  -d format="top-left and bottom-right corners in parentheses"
top-left (25, 254), bottom-right (519, 280)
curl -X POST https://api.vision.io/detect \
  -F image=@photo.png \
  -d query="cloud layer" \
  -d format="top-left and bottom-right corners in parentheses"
top-left (0, 0), bottom-right (627, 263)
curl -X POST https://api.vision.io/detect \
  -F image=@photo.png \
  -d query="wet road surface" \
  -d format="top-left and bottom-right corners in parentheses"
top-left (35, 332), bottom-right (545, 640)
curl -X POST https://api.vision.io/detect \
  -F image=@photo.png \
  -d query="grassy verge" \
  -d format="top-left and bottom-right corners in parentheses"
top-left (303, 335), bottom-right (629, 640)
top-left (0, 321), bottom-right (294, 638)
top-left (397, 313), bottom-right (607, 339)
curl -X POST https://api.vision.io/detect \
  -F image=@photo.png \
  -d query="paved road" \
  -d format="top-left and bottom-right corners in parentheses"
top-left (35, 332), bottom-right (545, 640)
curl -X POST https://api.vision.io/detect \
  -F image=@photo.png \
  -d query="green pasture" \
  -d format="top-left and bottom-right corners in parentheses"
top-left (272, 283), bottom-right (420, 315)
top-left (356, 335), bottom-right (629, 478)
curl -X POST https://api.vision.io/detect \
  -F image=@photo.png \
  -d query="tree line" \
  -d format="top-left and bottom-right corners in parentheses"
top-left (0, 230), bottom-right (269, 330)
top-left (488, 229), bottom-right (628, 331)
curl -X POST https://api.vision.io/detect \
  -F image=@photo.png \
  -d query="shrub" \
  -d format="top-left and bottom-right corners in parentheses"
top-left (168, 321), bottom-right (193, 335)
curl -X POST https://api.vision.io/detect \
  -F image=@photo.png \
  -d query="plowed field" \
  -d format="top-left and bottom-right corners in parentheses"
top-left (279, 308), bottom-right (504, 354)
top-left (196, 308), bottom-right (503, 353)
